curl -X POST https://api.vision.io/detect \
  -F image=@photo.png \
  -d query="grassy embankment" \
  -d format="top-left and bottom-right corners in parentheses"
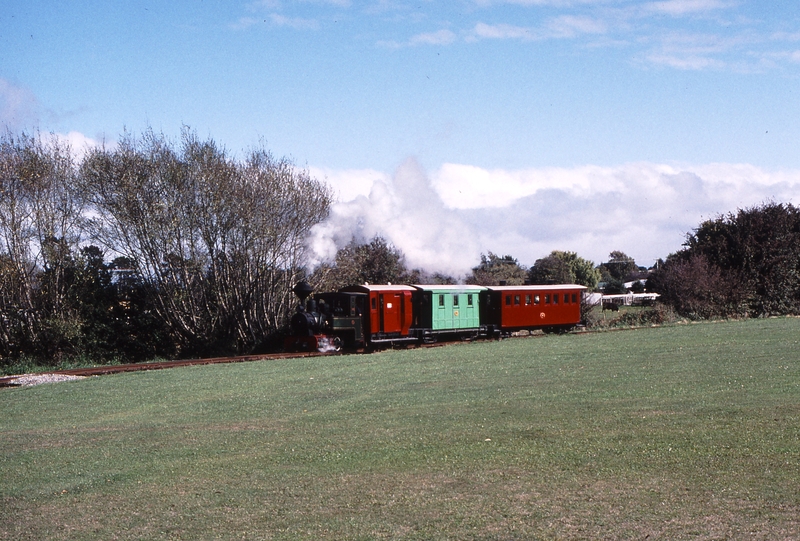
top-left (2, 318), bottom-right (799, 539)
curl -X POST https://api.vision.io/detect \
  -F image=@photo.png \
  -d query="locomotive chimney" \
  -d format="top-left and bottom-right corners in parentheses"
top-left (292, 281), bottom-right (314, 304)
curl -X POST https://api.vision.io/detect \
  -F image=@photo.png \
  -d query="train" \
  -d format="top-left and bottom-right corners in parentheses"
top-left (285, 281), bottom-right (587, 351)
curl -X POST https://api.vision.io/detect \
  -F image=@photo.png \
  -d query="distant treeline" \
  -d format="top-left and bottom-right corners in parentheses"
top-left (0, 128), bottom-right (331, 366)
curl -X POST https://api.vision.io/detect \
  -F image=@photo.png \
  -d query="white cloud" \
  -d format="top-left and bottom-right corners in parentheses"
top-left (246, 0), bottom-right (281, 10)
top-left (645, 0), bottom-right (730, 16)
top-left (472, 16), bottom-right (606, 42)
top-left (473, 0), bottom-right (605, 6)
top-left (645, 53), bottom-right (721, 69)
top-left (0, 78), bottom-right (39, 130)
top-left (302, 0), bottom-right (351, 6)
top-left (546, 15), bottom-right (607, 37)
top-left (269, 13), bottom-right (319, 29)
top-left (409, 29), bottom-right (457, 46)
top-left (230, 12), bottom-right (319, 31)
top-left (309, 166), bottom-right (389, 202)
top-left (55, 131), bottom-right (108, 161)
top-left (307, 159), bottom-right (800, 277)
top-left (640, 30), bottom-right (747, 70)
top-left (230, 17), bottom-right (262, 30)
top-left (473, 22), bottom-right (532, 40)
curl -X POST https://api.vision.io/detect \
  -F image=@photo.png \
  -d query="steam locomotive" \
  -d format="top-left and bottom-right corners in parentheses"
top-left (285, 281), bottom-right (586, 351)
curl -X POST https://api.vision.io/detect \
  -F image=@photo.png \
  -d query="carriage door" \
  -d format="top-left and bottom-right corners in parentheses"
top-left (379, 293), bottom-right (403, 334)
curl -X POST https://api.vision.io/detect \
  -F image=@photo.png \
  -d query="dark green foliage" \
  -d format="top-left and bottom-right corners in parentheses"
top-left (602, 278), bottom-right (627, 294)
top-left (529, 250), bottom-right (600, 289)
top-left (598, 250), bottom-right (638, 282)
top-left (528, 254), bottom-right (571, 284)
top-left (610, 303), bottom-right (677, 327)
top-left (466, 252), bottom-right (527, 285)
top-left (107, 257), bottom-right (174, 360)
top-left (310, 236), bottom-right (413, 291)
top-left (647, 254), bottom-right (744, 319)
top-left (650, 202), bottom-right (800, 318)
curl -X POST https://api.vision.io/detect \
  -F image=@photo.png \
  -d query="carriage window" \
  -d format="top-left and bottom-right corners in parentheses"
top-left (553, 294), bottom-right (559, 305)
top-left (525, 294), bottom-right (531, 305)
top-left (545, 294), bottom-right (550, 304)
top-left (505, 295), bottom-right (511, 306)
top-left (468, 294), bottom-right (473, 306)
top-left (439, 294), bottom-right (445, 307)
top-left (534, 295), bottom-right (540, 305)
top-left (572, 293), bottom-right (577, 303)
top-left (514, 295), bottom-right (520, 305)
top-left (565, 293), bottom-right (570, 304)
top-left (371, 298), bottom-right (377, 310)
top-left (453, 294), bottom-right (459, 307)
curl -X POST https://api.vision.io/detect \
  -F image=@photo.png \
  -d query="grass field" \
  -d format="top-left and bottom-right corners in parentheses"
top-left (2, 318), bottom-right (799, 540)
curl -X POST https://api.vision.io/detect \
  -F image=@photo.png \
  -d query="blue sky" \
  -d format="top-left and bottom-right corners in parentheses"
top-left (3, 1), bottom-right (800, 276)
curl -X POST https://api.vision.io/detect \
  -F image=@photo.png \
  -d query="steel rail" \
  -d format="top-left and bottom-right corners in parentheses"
top-left (0, 350), bottom-right (335, 387)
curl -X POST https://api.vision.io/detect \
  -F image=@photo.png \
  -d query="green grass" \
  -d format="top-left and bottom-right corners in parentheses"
top-left (2, 318), bottom-right (799, 540)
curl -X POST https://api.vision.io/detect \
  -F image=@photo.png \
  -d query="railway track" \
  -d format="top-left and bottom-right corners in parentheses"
top-left (0, 350), bottom-right (335, 388)
top-left (0, 327), bottom-right (600, 388)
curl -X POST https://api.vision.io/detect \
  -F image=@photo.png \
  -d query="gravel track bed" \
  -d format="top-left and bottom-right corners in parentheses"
top-left (4, 373), bottom-right (88, 387)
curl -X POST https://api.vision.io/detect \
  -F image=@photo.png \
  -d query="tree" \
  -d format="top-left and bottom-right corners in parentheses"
top-left (629, 280), bottom-right (645, 294)
top-left (79, 127), bottom-right (332, 355)
top-left (528, 254), bottom-right (571, 285)
top-left (599, 251), bottom-right (638, 282)
top-left (685, 202), bottom-right (800, 316)
top-left (310, 236), bottom-right (412, 291)
top-left (466, 252), bottom-right (527, 286)
top-left (529, 250), bottom-right (601, 289)
top-left (602, 278), bottom-right (627, 295)
top-left (647, 253), bottom-right (744, 319)
top-left (0, 130), bottom-right (85, 361)
top-left (649, 202), bottom-right (800, 318)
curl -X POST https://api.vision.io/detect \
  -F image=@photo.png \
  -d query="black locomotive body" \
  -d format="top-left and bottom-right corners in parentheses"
top-left (285, 282), bottom-right (367, 351)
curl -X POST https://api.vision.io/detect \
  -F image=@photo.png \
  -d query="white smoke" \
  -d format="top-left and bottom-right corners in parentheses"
top-left (308, 158), bottom-right (800, 277)
top-left (307, 158), bottom-right (481, 277)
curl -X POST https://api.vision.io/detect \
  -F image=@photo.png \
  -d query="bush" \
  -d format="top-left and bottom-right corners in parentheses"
top-left (613, 304), bottom-right (677, 327)
top-left (649, 202), bottom-right (800, 319)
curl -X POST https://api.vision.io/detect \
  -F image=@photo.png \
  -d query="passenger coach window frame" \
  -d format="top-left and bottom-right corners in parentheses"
top-left (438, 294), bottom-right (445, 307)
top-left (453, 294), bottom-right (459, 307)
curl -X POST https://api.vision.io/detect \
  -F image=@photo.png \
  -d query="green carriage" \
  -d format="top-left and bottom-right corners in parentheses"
top-left (411, 285), bottom-right (486, 341)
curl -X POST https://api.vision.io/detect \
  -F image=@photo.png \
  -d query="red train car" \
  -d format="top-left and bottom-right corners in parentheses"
top-left (480, 284), bottom-right (586, 334)
top-left (339, 284), bottom-right (417, 345)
